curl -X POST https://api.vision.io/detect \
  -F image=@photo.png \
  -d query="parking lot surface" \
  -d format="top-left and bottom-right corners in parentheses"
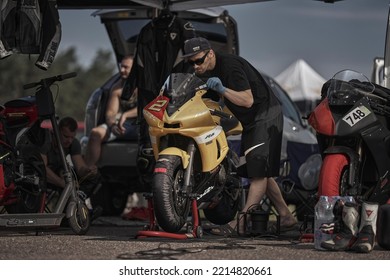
top-left (0, 216), bottom-right (389, 260)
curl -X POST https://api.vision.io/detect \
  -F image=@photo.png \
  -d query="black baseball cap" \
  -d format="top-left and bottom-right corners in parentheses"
top-left (182, 37), bottom-right (211, 58)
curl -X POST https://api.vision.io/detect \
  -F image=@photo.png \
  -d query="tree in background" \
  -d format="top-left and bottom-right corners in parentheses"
top-left (0, 47), bottom-right (116, 121)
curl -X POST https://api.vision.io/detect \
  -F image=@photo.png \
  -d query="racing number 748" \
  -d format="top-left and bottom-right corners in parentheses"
top-left (342, 106), bottom-right (371, 127)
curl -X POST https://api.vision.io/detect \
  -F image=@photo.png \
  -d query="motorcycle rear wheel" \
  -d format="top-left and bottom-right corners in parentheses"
top-left (153, 155), bottom-right (191, 233)
top-left (318, 154), bottom-right (349, 196)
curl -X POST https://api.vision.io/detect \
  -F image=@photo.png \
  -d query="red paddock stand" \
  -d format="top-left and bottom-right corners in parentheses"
top-left (136, 195), bottom-right (203, 239)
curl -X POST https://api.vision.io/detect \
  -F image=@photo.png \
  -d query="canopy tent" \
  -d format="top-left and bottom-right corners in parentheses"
top-left (275, 59), bottom-right (326, 102)
top-left (275, 59), bottom-right (326, 115)
top-left (57, 0), bottom-right (272, 10)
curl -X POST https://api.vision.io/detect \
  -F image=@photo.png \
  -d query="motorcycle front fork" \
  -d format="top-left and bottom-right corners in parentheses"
top-left (182, 142), bottom-right (196, 194)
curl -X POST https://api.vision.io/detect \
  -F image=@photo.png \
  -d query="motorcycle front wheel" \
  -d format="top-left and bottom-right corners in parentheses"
top-left (153, 155), bottom-right (191, 233)
top-left (318, 154), bottom-right (349, 196)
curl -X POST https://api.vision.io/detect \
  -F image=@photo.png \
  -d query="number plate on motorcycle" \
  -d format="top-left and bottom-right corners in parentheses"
top-left (342, 105), bottom-right (371, 127)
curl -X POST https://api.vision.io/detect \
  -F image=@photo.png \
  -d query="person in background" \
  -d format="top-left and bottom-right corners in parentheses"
top-left (84, 55), bottom-right (148, 221)
top-left (84, 55), bottom-right (138, 168)
top-left (41, 116), bottom-right (102, 219)
top-left (182, 37), bottom-right (297, 235)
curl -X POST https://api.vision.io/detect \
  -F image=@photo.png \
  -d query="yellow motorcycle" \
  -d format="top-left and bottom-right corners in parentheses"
top-left (143, 73), bottom-right (243, 233)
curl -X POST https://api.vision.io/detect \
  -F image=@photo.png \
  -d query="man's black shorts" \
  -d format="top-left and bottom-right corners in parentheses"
top-left (237, 113), bottom-right (283, 178)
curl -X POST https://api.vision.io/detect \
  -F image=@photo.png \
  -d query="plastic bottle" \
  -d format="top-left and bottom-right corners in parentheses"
top-left (342, 196), bottom-right (355, 205)
top-left (314, 196), bottom-right (334, 250)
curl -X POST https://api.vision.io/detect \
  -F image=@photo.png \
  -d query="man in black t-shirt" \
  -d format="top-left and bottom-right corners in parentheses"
top-left (41, 117), bottom-right (101, 217)
top-left (182, 37), bottom-right (297, 234)
top-left (41, 117), bottom-right (95, 189)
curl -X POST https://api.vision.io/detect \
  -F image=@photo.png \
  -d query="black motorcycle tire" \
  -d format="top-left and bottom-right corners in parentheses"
top-left (203, 190), bottom-right (239, 225)
top-left (5, 151), bottom-right (46, 214)
top-left (318, 154), bottom-right (349, 196)
top-left (153, 155), bottom-right (191, 233)
top-left (67, 202), bottom-right (91, 235)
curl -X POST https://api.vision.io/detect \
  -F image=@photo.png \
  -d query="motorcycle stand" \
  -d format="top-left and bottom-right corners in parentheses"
top-left (136, 193), bottom-right (203, 239)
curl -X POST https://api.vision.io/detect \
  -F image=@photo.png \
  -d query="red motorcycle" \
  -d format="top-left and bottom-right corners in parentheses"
top-left (308, 70), bottom-right (390, 204)
top-left (0, 96), bottom-right (47, 213)
top-left (0, 73), bottom-right (91, 234)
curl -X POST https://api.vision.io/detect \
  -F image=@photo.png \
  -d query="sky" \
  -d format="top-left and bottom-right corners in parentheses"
top-left (58, 0), bottom-right (390, 80)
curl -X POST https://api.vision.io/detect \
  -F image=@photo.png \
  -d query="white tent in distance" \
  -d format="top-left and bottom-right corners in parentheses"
top-left (275, 59), bottom-right (326, 116)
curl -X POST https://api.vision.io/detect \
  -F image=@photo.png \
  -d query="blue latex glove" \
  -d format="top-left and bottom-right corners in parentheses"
top-left (206, 77), bottom-right (226, 94)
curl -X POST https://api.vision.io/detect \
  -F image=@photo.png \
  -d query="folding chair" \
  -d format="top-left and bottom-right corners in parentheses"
top-left (278, 140), bottom-right (321, 222)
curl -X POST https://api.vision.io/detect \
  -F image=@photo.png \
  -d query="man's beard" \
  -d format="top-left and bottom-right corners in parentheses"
top-left (195, 69), bottom-right (204, 75)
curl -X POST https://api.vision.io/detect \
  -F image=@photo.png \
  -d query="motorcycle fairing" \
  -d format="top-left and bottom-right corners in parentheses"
top-left (3, 96), bottom-right (39, 147)
top-left (193, 125), bottom-right (223, 144)
top-left (308, 98), bottom-right (335, 136)
top-left (143, 95), bottom-right (169, 121)
top-left (4, 96), bottom-right (38, 128)
top-left (361, 124), bottom-right (390, 187)
top-left (341, 105), bottom-right (371, 127)
top-left (149, 123), bottom-right (229, 172)
top-left (334, 99), bottom-right (379, 137)
top-left (322, 120), bottom-right (390, 202)
top-left (145, 78), bottom-right (229, 172)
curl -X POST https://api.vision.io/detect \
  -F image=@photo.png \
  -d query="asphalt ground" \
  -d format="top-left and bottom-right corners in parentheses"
top-left (0, 215), bottom-right (389, 260)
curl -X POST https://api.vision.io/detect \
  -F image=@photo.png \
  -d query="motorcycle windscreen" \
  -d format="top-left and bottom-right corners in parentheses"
top-left (160, 73), bottom-right (204, 116)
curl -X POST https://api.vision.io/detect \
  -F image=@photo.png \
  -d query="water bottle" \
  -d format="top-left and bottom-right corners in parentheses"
top-left (314, 196), bottom-right (355, 250)
top-left (314, 196), bottom-right (334, 250)
top-left (341, 196), bottom-right (354, 204)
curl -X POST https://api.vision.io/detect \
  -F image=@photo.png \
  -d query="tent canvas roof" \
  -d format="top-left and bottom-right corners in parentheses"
top-left (275, 59), bottom-right (326, 101)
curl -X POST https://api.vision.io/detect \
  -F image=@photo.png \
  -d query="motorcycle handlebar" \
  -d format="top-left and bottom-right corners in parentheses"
top-left (209, 108), bottom-right (233, 119)
top-left (23, 72), bottom-right (77, 90)
top-left (361, 91), bottom-right (388, 103)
